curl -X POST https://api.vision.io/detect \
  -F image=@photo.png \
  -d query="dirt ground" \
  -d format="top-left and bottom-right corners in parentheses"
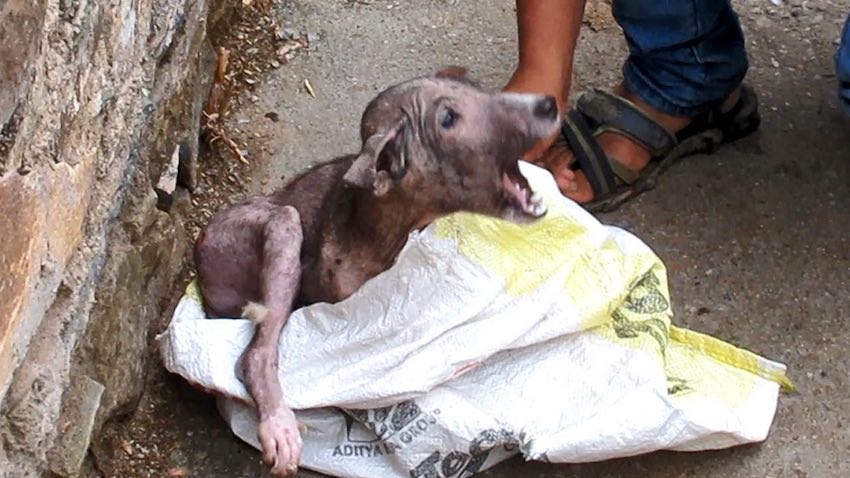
top-left (92, 0), bottom-right (850, 477)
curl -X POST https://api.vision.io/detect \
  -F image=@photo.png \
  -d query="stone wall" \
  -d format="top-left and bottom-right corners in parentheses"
top-left (0, 0), bottom-right (232, 475)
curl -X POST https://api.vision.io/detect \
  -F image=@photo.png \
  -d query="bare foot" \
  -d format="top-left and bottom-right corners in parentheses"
top-left (538, 84), bottom-right (741, 203)
top-left (257, 406), bottom-right (303, 476)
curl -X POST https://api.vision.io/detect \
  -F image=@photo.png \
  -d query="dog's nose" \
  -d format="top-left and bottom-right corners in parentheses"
top-left (533, 96), bottom-right (558, 119)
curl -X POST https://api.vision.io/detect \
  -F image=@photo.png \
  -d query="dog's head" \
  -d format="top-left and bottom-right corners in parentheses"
top-left (343, 67), bottom-right (560, 223)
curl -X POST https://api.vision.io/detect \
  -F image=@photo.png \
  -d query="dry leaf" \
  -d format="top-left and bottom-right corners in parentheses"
top-left (168, 467), bottom-right (190, 477)
top-left (215, 47), bottom-right (230, 82)
top-left (304, 78), bottom-right (316, 98)
top-left (121, 440), bottom-right (133, 456)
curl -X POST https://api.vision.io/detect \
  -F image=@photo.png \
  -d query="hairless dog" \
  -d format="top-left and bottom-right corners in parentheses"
top-left (193, 67), bottom-right (560, 476)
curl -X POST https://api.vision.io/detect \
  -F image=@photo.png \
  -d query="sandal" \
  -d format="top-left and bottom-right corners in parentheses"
top-left (560, 84), bottom-right (761, 213)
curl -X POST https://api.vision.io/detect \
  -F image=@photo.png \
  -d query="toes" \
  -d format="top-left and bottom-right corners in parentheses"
top-left (566, 171), bottom-right (595, 203)
top-left (270, 460), bottom-right (292, 476)
top-left (291, 434), bottom-right (303, 463)
top-left (536, 142), bottom-right (576, 178)
top-left (283, 432), bottom-right (303, 470)
top-left (271, 448), bottom-right (298, 475)
top-left (268, 430), bottom-right (303, 476)
top-left (269, 446), bottom-right (292, 476)
top-left (555, 174), bottom-right (577, 194)
top-left (279, 441), bottom-right (294, 472)
top-left (257, 409), bottom-right (303, 476)
top-left (522, 129), bottom-right (560, 162)
top-left (554, 164), bottom-right (575, 184)
top-left (259, 433), bottom-right (278, 467)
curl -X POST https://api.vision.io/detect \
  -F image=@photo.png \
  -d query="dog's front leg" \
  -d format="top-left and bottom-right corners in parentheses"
top-left (240, 205), bottom-right (304, 477)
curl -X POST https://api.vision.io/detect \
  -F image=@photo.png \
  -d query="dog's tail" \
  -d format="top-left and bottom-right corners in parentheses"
top-left (241, 301), bottom-right (269, 324)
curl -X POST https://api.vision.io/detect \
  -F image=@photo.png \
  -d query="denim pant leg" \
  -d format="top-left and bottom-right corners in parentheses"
top-left (612, 0), bottom-right (749, 117)
top-left (837, 13), bottom-right (850, 116)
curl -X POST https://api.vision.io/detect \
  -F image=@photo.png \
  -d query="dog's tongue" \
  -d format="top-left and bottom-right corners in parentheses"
top-left (502, 171), bottom-right (547, 217)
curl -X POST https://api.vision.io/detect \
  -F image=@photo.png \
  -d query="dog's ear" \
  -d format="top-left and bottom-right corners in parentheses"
top-left (434, 65), bottom-right (468, 80)
top-left (343, 118), bottom-right (408, 196)
top-left (433, 66), bottom-right (481, 88)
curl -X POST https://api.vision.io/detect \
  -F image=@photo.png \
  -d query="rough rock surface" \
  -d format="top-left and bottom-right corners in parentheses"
top-left (0, 0), bottom-right (233, 475)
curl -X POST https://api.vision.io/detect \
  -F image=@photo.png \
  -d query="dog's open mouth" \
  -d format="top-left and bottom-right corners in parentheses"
top-left (502, 160), bottom-right (547, 218)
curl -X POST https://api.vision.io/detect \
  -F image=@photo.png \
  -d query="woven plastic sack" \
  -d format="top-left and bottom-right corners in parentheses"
top-left (158, 162), bottom-right (792, 478)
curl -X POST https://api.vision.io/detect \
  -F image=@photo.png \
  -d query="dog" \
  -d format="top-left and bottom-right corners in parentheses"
top-left (193, 67), bottom-right (559, 476)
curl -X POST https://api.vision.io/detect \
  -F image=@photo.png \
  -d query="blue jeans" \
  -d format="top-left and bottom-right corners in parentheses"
top-left (838, 14), bottom-right (850, 115)
top-left (612, 0), bottom-right (749, 117)
top-left (613, 0), bottom-right (850, 118)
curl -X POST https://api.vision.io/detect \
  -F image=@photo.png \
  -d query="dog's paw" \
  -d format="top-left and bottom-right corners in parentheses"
top-left (257, 406), bottom-right (303, 476)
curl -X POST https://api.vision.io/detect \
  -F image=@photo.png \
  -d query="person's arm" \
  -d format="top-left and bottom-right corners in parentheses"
top-left (505, 0), bottom-right (586, 112)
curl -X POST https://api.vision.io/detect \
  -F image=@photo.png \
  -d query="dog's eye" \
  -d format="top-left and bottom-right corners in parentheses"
top-left (441, 109), bottom-right (458, 129)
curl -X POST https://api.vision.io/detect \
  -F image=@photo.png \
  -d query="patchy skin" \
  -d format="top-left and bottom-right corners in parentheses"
top-left (193, 67), bottom-right (560, 476)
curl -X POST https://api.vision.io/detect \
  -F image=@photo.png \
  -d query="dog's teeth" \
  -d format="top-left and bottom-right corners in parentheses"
top-left (530, 193), bottom-right (542, 204)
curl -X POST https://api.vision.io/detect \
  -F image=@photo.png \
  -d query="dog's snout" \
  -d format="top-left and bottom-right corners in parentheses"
top-left (533, 96), bottom-right (558, 120)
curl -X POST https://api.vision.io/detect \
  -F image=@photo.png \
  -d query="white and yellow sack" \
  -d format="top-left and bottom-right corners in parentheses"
top-left (157, 162), bottom-right (792, 478)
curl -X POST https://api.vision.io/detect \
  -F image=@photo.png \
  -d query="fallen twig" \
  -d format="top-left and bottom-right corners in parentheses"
top-left (203, 112), bottom-right (249, 165)
top-left (202, 47), bottom-right (250, 164)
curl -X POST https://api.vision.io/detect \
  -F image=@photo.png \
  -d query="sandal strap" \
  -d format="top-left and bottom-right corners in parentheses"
top-left (561, 90), bottom-right (673, 198)
top-left (677, 84), bottom-right (758, 141)
top-left (562, 110), bottom-right (617, 196)
top-left (576, 90), bottom-right (677, 157)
